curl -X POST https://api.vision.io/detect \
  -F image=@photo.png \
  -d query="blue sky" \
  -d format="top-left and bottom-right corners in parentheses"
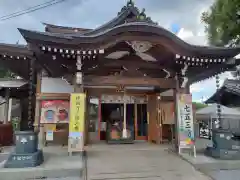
top-left (0, 0), bottom-right (231, 102)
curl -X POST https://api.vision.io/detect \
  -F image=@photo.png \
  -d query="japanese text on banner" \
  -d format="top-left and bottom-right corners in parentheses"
top-left (177, 94), bottom-right (195, 148)
top-left (69, 93), bottom-right (86, 133)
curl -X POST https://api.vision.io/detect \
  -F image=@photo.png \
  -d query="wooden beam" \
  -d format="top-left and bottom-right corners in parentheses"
top-left (84, 75), bottom-right (176, 88)
top-left (84, 55), bottom-right (173, 70)
top-left (36, 93), bottom-right (70, 100)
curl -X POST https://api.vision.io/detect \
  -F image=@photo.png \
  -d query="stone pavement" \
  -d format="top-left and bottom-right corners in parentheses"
top-left (0, 146), bottom-right (83, 180)
top-left (179, 138), bottom-right (240, 180)
top-left (0, 142), bottom-right (212, 180)
top-left (206, 170), bottom-right (240, 180)
top-left (85, 142), bottom-right (211, 180)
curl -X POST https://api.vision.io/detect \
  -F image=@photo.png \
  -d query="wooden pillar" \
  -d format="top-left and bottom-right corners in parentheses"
top-left (34, 72), bottom-right (44, 149)
top-left (4, 88), bottom-right (10, 124)
top-left (85, 95), bottom-right (89, 145)
top-left (174, 75), bottom-right (180, 150)
top-left (7, 98), bottom-right (12, 123)
top-left (34, 72), bottom-right (42, 130)
top-left (98, 96), bottom-right (102, 140)
top-left (122, 94), bottom-right (127, 138)
top-left (157, 95), bottom-right (162, 144)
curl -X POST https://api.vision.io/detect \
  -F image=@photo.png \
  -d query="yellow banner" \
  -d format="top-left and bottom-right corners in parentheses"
top-left (69, 93), bottom-right (86, 134)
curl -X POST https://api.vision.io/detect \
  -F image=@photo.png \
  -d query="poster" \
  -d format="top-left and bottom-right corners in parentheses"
top-left (68, 93), bottom-right (86, 151)
top-left (46, 131), bottom-right (54, 141)
top-left (40, 100), bottom-right (70, 124)
top-left (177, 94), bottom-right (195, 148)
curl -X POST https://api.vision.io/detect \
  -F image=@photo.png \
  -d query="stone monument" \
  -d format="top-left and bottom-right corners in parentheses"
top-left (4, 131), bottom-right (44, 168)
top-left (205, 129), bottom-right (240, 160)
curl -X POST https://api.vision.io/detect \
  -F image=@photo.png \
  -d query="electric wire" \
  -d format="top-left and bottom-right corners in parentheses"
top-left (0, 0), bottom-right (59, 19)
top-left (0, 0), bottom-right (70, 21)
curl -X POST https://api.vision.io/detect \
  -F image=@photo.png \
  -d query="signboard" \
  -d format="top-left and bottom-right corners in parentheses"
top-left (101, 94), bottom-right (147, 104)
top-left (177, 94), bottom-right (195, 151)
top-left (46, 131), bottom-right (54, 141)
top-left (68, 93), bottom-right (86, 152)
top-left (44, 124), bottom-right (56, 132)
top-left (40, 100), bottom-right (70, 124)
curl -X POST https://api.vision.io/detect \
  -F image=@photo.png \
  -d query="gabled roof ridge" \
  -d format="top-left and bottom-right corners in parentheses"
top-left (223, 79), bottom-right (240, 85)
top-left (81, 4), bottom-right (140, 36)
top-left (42, 22), bottom-right (92, 31)
top-left (41, 1), bottom-right (157, 35)
top-left (0, 43), bottom-right (27, 49)
top-left (0, 42), bottom-right (32, 56)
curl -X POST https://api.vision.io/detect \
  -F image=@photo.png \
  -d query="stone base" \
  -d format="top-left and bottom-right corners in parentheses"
top-left (4, 150), bottom-right (44, 168)
top-left (107, 139), bottom-right (134, 144)
top-left (205, 146), bottom-right (240, 160)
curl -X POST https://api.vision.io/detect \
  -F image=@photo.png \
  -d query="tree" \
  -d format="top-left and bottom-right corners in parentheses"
top-left (201, 0), bottom-right (240, 46)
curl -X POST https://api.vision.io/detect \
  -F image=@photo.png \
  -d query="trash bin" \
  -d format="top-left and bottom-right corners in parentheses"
top-left (15, 131), bottom-right (38, 154)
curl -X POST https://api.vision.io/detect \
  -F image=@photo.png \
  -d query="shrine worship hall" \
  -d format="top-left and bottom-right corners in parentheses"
top-left (0, 0), bottom-right (240, 156)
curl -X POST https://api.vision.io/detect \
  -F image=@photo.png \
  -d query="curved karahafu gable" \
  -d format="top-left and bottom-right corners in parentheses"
top-left (18, 22), bottom-right (240, 58)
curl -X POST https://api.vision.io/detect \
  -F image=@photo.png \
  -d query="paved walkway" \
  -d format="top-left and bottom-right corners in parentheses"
top-left (85, 142), bottom-right (211, 180)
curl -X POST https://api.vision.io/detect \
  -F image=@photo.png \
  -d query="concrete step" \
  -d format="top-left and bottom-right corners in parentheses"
top-left (0, 161), bottom-right (83, 180)
top-left (87, 171), bottom-right (172, 180)
top-left (89, 178), bottom-right (162, 180)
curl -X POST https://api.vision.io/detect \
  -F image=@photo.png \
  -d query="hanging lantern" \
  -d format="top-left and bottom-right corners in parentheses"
top-left (215, 74), bottom-right (221, 129)
top-left (28, 59), bottom-right (34, 130)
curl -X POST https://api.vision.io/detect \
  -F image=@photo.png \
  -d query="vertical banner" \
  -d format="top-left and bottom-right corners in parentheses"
top-left (177, 94), bottom-right (195, 149)
top-left (68, 93), bottom-right (86, 152)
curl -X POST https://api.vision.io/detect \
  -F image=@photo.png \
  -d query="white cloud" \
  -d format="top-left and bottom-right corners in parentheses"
top-left (177, 28), bottom-right (208, 46)
top-left (177, 28), bottom-right (194, 40)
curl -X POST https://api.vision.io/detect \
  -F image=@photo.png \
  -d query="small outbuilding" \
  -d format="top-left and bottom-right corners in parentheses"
top-left (196, 104), bottom-right (240, 134)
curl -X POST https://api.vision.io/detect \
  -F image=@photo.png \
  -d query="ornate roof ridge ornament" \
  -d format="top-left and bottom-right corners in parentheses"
top-left (118, 0), bottom-right (137, 15)
top-left (127, 0), bottom-right (134, 7)
top-left (136, 8), bottom-right (157, 25)
top-left (118, 1), bottom-right (157, 25)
